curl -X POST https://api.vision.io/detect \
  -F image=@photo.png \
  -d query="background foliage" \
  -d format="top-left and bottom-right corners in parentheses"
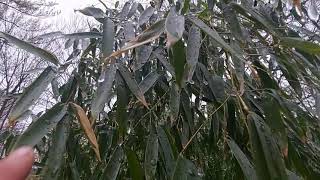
top-left (1, 0), bottom-right (320, 179)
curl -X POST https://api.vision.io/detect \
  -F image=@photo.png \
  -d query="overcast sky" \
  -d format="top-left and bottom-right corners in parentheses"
top-left (55, 0), bottom-right (115, 15)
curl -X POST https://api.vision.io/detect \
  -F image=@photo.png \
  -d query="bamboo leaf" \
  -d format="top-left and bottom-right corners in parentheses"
top-left (106, 19), bottom-right (165, 60)
top-left (170, 84), bottom-right (181, 122)
top-left (126, 149), bottom-right (144, 180)
top-left (186, 25), bottom-right (201, 82)
top-left (139, 6), bottom-right (155, 25)
top-left (139, 71), bottom-right (160, 94)
top-left (171, 40), bottom-right (187, 88)
top-left (262, 93), bottom-right (288, 157)
top-left (124, 22), bottom-right (135, 41)
top-left (91, 64), bottom-right (116, 120)
top-left (116, 71), bottom-right (129, 136)
top-left (171, 155), bottom-right (201, 180)
top-left (227, 139), bottom-right (258, 180)
top-left (117, 64), bottom-right (148, 107)
top-left (127, 2), bottom-right (138, 19)
top-left (280, 37), bottom-right (320, 54)
top-left (76, 7), bottom-right (106, 19)
top-left (248, 112), bottom-right (288, 180)
top-left (133, 45), bottom-right (153, 71)
top-left (153, 48), bottom-right (175, 76)
top-left (41, 115), bottom-right (71, 180)
top-left (230, 2), bottom-right (280, 36)
top-left (165, 7), bottom-right (185, 47)
top-left (64, 32), bottom-right (102, 39)
top-left (157, 126), bottom-right (175, 177)
top-left (9, 67), bottom-right (56, 125)
top-left (103, 146), bottom-right (124, 180)
top-left (51, 78), bottom-right (60, 100)
top-left (118, 2), bottom-right (131, 20)
top-left (187, 15), bottom-right (244, 62)
top-left (198, 63), bottom-right (225, 101)
top-left (0, 32), bottom-right (60, 65)
top-left (145, 130), bottom-right (159, 180)
top-left (11, 103), bottom-right (67, 150)
top-left (102, 18), bottom-right (114, 57)
top-left (70, 103), bottom-right (101, 161)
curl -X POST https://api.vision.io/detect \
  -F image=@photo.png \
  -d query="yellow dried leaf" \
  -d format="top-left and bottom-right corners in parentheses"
top-left (70, 103), bottom-right (101, 161)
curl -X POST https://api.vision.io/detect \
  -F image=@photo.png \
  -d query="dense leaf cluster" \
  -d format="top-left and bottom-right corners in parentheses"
top-left (1, 0), bottom-right (320, 179)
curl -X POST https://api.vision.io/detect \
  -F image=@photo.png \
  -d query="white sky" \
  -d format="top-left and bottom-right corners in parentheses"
top-left (55, 0), bottom-right (116, 15)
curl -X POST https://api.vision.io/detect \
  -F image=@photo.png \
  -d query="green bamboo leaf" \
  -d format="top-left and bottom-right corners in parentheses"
top-left (187, 15), bottom-right (244, 62)
top-left (51, 78), bottom-right (60, 100)
top-left (126, 149), bottom-right (144, 180)
top-left (145, 130), bottom-right (159, 180)
top-left (11, 103), bottom-right (67, 151)
top-left (139, 6), bottom-right (155, 25)
top-left (137, 3), bottom-right (144, 13)
top-left (64, 32), bottom-right (102, 39)
top-left (91, 64), bottom-right (116, 120)
top-left (157, 126), bottom-right (175, 177)
top-left (280, 37), bottom-right (320, 54)
top-left (133, 45), bottom-right (153, 71)
top-left (198, 63), bottom-right (225, 101)
top-left (252, 60), bottom-right (278, 89)
top-left (127, 2), bottom-right (138, 19)
top-left (170, 84), bottom-right (181, 122)
top-left (248, 112), bottom-right (288, 180)
top-left (227, 139), bottom-right (258, 180)
top-left (153, 48), bottom-right (175, 76)
top-left (35, 31), bottom-right (63, 40)
top-left (116, 71), bottom-right (129, 136)
top-left (262, 94), bottom-right (288, 156)
top-left (118, 2), bottom-right (131, 20)
top-left (102, 18), bottom-right (114, 57)
top-left (171, 155), bottom-right (201, 180)
top-left (139, 71), bottom-right (160, 94)
top-left (117, 63), bottom-right (148, 107)
top-left (165, 7), bottom-right (185, 47)
top-left (186, 25), bottom-right (201, 82)
top-left (0, 32), bottom-right (60, 65)
top-left (103, 146), bottom-right (124, 180)
top-left (230, 2), bottom-right (280, 36)
top-left (41, 115), bottom-right (71, 180)
top-left (222, 4), bottom-right (245, 42)
top-left (171, 40), bottom-right (187, 88)
top-left (76, 7), bottom-right (106, 19)
top-left (9, 67), bottom-right (57, 124)
top-left (277, 54), bottom-right (302, 97)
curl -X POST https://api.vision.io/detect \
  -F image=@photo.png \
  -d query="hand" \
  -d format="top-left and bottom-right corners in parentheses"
top-left (0, 147), bottom-right (35, 180)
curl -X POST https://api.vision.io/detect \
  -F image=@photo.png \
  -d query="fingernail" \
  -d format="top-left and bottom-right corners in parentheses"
top-left (11, 146), bottom-right (34, 158)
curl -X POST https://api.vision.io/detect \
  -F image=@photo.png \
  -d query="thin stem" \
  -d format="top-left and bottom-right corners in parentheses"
top-left (180, 95), bottom-right (231, 154)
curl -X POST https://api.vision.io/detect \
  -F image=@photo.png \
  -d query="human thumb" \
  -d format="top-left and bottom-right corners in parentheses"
top-left (0, 146), bottom-right (34, 180)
